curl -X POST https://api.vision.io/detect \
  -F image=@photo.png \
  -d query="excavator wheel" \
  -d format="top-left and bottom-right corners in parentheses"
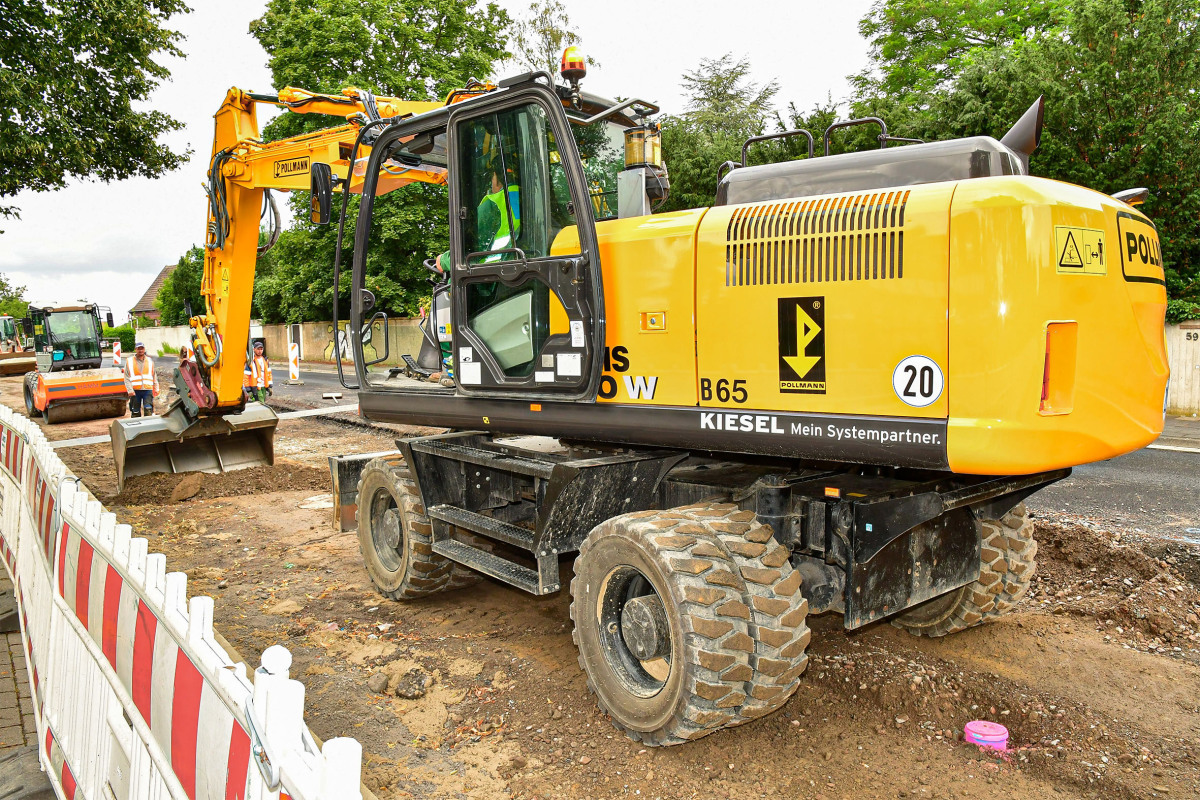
top-left (355, 455), bottom-right (456, 600)
top-left (570, 503), bottom-right (810, 746)
top-left (891, 504), bottom-right (1036, 638)
top-left (22, 373), bottom-right (41, 419)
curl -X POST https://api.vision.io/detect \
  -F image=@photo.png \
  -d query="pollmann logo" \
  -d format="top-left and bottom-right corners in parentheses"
top-left (273, 157), bottom-right (311, 178)
top-left (778, 296), bottom-right (826, 394)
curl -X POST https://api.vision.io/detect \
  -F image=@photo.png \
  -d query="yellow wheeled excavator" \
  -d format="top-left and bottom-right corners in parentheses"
top-left (115, 52), bottom-right (1168, 746)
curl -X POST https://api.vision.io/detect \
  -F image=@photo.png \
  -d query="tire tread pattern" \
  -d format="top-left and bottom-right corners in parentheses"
top-left (892, 504), bottom-right (1036, 638)
top-left (678, 502), bottom-right (811, 725)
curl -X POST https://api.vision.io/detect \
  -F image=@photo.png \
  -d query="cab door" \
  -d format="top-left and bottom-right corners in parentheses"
top-left (445, 85), bottom-right (604, 400)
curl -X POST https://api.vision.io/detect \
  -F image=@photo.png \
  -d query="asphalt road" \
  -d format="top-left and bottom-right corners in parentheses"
top-left (171, 362), bottom-right (1200, 541)
top-left (1027, 446), bottom-right (1200, 540)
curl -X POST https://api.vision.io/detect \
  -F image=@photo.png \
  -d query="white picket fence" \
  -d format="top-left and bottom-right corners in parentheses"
top-left (0, 404), bottom-right (363, 800)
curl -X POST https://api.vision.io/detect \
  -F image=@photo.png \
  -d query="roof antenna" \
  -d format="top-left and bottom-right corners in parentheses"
top-left (1000, 96), bottom-right (1045, 174)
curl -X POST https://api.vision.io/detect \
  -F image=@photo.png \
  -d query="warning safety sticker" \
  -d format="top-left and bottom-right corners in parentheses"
top-left (1054, 226), bottom-right (1106, 276)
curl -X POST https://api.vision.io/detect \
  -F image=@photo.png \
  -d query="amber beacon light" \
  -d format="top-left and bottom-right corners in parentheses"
top-left (560, 46), bottom-right (587, 82)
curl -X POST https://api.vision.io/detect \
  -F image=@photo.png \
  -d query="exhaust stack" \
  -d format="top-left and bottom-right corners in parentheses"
top-left (1000, 96), bottom-right (1045, 173)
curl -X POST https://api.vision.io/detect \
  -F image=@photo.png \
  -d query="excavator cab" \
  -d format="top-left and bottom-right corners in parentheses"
top-left (110, 77), bottom-right (617, 490)
top-left (348, 81), bottom-right (612, 405)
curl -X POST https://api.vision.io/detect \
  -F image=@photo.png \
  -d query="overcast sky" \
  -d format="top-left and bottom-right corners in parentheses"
top-left (0, 0), bottom-right (872, 322)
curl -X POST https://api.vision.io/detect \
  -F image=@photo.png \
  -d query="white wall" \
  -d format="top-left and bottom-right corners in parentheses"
top-left (1166, 323), bottom-right (1200, 416)
top-left (135, 325), bottom-right (192, 357)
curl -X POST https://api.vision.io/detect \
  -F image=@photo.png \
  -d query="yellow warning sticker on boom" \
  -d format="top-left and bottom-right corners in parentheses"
top-left (1054, 226), bottom-right (1106, 276)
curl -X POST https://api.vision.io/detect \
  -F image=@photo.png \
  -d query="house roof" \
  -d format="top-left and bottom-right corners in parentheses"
top-left (130, 264), bottom-right (177, 314)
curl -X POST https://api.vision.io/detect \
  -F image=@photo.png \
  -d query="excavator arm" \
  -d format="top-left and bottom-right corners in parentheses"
top-left (110, 84), bottom-right (467, 490)
top-left (188, 86), bottom-right (448, 411)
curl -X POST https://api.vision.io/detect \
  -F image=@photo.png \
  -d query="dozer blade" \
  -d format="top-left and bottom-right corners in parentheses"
top-left (110, 402), bottom-right (278, 493)
top-left (0, 352), bottom-right (35, 376)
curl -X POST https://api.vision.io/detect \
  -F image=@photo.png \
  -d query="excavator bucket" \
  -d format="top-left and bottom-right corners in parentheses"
top-left (110, 403), bottom-right (278, 493)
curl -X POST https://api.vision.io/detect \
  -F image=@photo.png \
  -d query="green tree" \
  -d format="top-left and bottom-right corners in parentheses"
top-left (247, 0), bottom-right (510, 323)
top-left (156, 246), bottom-right (204, 326)
top-left (852, 0), bottom-right (1066, 99)
top-left (852, 0), bottom-right (1200, 312)
top-left (250, 0), bottom-right (510, 142)
top-left (659, 54), bottom-right (779, 211)
top-left (679, 54), bottom-right (779, 140)
top-left (507, 0), bottom-right (595, 77)
top-left (0, 273), bottom-right (28, 318)
top-left (103, 323), bottom-right (136, 353)
top-left (0, 0), bottom-right (190, 226)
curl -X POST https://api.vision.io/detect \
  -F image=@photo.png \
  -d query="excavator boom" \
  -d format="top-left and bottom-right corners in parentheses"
top-left (110, 84), bottom-right (460, 489)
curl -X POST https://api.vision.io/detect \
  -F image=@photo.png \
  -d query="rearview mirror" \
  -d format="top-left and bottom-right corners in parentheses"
top-left (20, 318), bottom-right (32, 336)
top-left (310, 163), bottom-right (334, 225)
top-left (106, 311), bottom-right (114, 328)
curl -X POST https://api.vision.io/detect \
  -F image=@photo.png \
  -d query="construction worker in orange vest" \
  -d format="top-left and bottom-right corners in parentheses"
top-left (250, 341), bottom-right (273, 402)
top-left (123, 342), bottom-right (159, 417)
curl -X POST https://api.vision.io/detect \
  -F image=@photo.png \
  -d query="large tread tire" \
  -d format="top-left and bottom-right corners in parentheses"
top-left (571, 504), bottom-right (810, 746)
top-left (23, 374), bottom-right (41, 419)
top-left (355, 454), bottom-right (455, 600)
top-left (678, 502), bottom-right (810, 725)
top-left (892, 504), bottom-right (1036, 638)
top-left (989, 504), bottom-right (1038, 614)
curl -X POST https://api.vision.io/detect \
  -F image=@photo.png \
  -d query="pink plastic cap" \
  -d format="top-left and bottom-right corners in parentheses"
top-left (963, 720), bottom-right (1009, 751)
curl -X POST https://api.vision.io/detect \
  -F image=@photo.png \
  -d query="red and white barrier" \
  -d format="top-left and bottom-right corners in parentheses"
top-left (113, 341), bottom-right (122, 368)
top-left (0, 404), bottom-right (363, 800)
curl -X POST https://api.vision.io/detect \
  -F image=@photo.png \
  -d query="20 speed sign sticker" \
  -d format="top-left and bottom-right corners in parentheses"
top-left (892, 355), bottom-right (944, 408)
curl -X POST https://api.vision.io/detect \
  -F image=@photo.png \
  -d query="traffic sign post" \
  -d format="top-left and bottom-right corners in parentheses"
top-left (287, 341), bottom-right (303, 385)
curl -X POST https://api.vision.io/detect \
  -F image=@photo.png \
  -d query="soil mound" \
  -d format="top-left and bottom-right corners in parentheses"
top-left (108, 462), bottom-right (329, 506)
top-left (1032, 518), bottom-right (1200, 645)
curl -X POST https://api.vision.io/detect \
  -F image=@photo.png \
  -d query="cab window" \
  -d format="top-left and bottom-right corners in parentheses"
top-left (457, 102), bottom-right (578, 263)
top-left (456, 102), bottom-right (582, 378)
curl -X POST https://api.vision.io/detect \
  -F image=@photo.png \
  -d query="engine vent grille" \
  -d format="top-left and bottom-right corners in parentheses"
top-left (725, 190), bottom-right (911, 287)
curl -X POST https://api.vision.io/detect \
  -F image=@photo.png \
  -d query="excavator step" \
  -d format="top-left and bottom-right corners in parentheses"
top-left (410, 439), bottom-right (556, 480)
top-left (428, 504), bottom-right (536, 550)
top-left (431, 539), bottom-right (546, 594)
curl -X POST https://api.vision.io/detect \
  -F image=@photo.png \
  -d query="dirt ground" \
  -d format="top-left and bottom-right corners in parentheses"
top-left (6, 377), bottom-right (1199, 800)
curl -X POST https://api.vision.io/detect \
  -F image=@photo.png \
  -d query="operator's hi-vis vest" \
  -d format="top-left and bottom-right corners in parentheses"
top-left (483, 184), bottom-right (520, 251)
top-left (251, 355), bottom-right (272, 388)
top-left (124, 355), bottom-right (158, 393)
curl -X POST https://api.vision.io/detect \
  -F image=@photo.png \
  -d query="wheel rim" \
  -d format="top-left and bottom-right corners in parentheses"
top-left (597, 566), bottom-right (674, 697)
top-left (899, 584), bottom-right (967, 627)
top-left (368, 487), bottom-right (404, 572)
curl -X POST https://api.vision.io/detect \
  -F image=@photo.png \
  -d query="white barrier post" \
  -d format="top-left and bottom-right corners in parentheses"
top-left (0, 399), bottom-right (363, 800)
top-left (112, 341), bottom-right (122, 367)
top-left (287, 342), bottom-right (302, 386)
